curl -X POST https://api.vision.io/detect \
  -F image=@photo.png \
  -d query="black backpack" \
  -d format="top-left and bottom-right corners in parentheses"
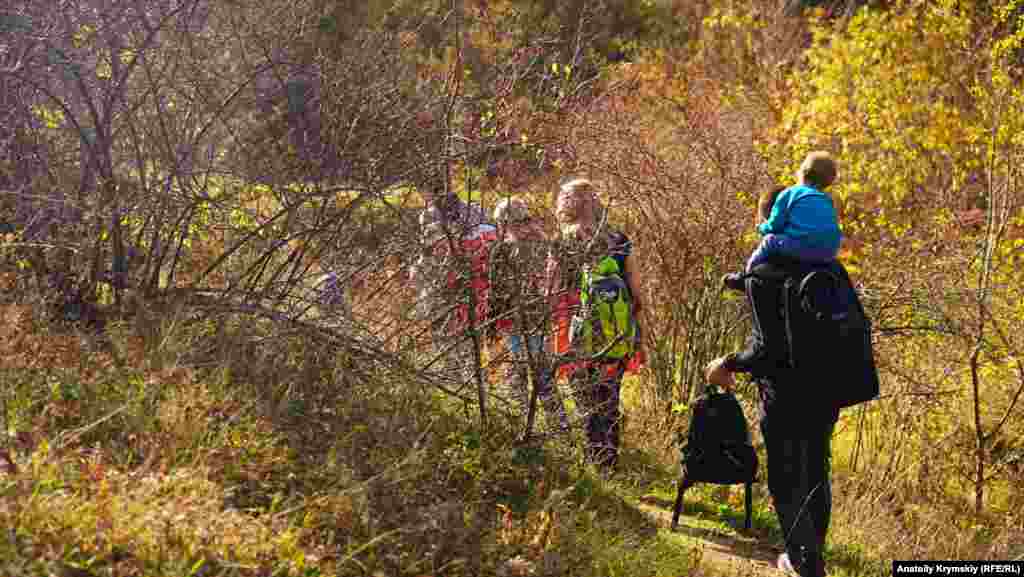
top-left (780, 262), bottom-right (880, 411)
top-left (672, 386), bottom-right (759, 531)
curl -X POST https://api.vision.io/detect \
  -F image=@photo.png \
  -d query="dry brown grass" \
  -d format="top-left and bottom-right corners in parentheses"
top-left (0, 287), bottom-right (702, 576)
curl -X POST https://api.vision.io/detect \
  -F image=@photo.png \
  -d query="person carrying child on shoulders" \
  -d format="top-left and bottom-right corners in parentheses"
top-left (709, 150), bottom-right (847, 577)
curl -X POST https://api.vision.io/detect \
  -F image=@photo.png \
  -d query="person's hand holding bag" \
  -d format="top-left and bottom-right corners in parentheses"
top-left (705, 356), bottom-right (735, 392)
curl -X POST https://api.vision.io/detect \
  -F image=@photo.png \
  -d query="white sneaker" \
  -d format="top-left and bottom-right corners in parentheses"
top-left (776, 553), bottom-right (799, 577)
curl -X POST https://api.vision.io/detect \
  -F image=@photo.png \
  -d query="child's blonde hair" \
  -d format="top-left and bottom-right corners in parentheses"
top-left (797, 151), bottom-right (838, 190)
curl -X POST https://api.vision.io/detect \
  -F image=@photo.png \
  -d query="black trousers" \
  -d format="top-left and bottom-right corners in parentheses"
top-left (760, 412), bottom-right (834, 576)
top-left (744, 259), bottom-right (837, 576)
top-left (571, 361), bottom-right (626, 470)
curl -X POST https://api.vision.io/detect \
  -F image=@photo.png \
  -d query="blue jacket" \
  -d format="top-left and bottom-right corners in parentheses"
top-left (757, 185), bottom-right (841, 255)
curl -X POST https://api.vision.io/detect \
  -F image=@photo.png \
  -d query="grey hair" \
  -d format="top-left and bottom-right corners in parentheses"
top-left (558, 178), bottom-right (605, 225)
top-left (493, 197), bottom-right (531, 224)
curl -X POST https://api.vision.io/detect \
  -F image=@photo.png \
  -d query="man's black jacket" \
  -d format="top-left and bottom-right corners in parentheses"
top-left (723, 259), bottom-right (874, 423)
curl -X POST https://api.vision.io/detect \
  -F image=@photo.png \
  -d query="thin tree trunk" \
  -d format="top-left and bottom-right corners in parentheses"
top-left (970, 346), bottom-right (985, 517)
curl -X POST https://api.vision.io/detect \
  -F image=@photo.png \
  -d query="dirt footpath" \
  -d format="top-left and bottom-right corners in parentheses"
top-left (636, 496), bottom-right (782, 577)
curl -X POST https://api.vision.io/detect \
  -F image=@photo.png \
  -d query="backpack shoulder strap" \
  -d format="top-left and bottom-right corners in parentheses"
top-left (796, 269), bottom-right (847, 321)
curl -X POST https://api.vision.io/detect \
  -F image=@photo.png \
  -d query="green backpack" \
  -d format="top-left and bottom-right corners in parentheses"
top-left (569, 255), bottom-right (637, 360)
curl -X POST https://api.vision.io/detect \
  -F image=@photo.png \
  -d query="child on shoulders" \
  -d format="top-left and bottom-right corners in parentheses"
top-left (725, 151), bottom-right (842, 291)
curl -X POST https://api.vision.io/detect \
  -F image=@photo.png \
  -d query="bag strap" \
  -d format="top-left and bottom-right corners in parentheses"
top-left (783, 276), bottom-right (798, 370)
top-left (797, 269), bottom-right (848, 322)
